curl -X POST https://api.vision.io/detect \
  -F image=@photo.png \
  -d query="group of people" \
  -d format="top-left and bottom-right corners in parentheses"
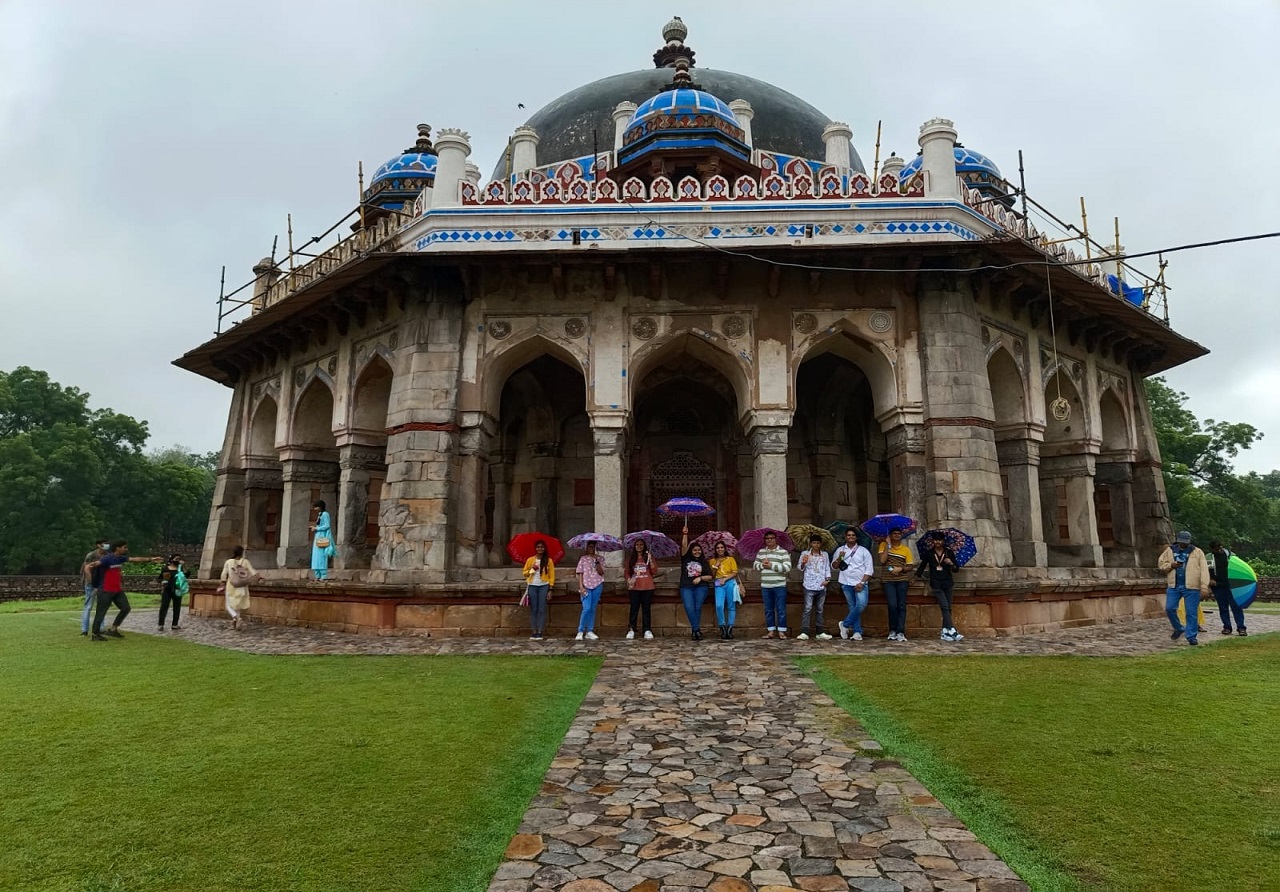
top-left (80, 541), bottom-right (184, 641)
top-left (1158, 531), bottom-right (1249, 645)
top-left (520, 526), bottom-right (968, 642)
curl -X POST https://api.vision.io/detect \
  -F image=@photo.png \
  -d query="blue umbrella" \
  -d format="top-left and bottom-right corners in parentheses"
top-left (918, 528), bottom-right (978, 567)
top-left (658, 497), bottom-right (716, 517)
top-left (861, 513), bottom-right (918, 539)
top-left (1227, 554), bottom-right (1258, 608)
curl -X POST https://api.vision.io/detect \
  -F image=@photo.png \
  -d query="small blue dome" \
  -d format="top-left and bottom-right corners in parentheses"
top-left (370, 151), bottom-right (437, 186)
top-left (364, 125), bottom-right (438, 211)
top-left (618, 87), bottom-right (749, 167)
top-left (900, 145), bottom-right (1003, 181)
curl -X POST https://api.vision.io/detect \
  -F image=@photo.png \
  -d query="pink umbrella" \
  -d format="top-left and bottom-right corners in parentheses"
top-left (623, 530), bottom-right (681, 559)
top-left (737, 527), bottom-right (796, 561)
top-left (692, 530), bottom-right (738, 554)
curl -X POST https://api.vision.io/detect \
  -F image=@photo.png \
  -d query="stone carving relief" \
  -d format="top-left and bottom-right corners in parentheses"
top-left (327, 356), bottom-right (338, 376)
top-left (244, 468), bottom-right (283, 490)
top-left (251, 376), bottom-right (281, 403)
top-left (868, 311), bottom-right (893, 333)
top-left (564, 317), bottom-right (586, 339)
top-left (885, 423), bottom-right (926, 457)
top-left (794, 313), bottom-right (818, 334)
top-left (631, 316), bottom-right (658, 340)
top-left (339, 446), bottom-right (389, 471)
top-left (748, 426), bottom-right (788, 455)
top-left (721, 315), bottom-right (748, 339)
top-left (488, 320), bottom-right (512, 340)
top-left (593, 427), bottom-right (628, 456)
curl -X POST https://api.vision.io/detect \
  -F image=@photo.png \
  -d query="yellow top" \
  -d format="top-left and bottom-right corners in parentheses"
top-left (522, 556), bottom-right (556, 586)
top-left (709, 556), bottom-right (738, 579)
top-left (879, 543), bottom-right (914, 575)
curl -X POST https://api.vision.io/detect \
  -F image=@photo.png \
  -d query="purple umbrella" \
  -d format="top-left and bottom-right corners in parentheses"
top-left (917, 528), bottom-right (978, 567)
top-left (861, 513), bottom-right (918, 540)
top-left (623, 530), bottom-right (681, 558)
top-left (658, 497), bottom-right (716, 517)
top-left (737, 527), bottom-right (796, 561)
top-left (566, 532), bottom-right (625, 552)
top-left (692, 530), bottom-right (738, 554)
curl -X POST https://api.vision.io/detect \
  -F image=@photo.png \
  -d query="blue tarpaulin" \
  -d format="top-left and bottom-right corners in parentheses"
top-left (1106, 274), bottom-right (1146, 307)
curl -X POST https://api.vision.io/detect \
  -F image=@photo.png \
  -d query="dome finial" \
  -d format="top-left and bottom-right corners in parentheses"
top-left (662, 15), bottom-right (687, 44)
top-left (408, 123), bottom-right (435, 156)
top-left (653, 15), bottom-right (697, 69)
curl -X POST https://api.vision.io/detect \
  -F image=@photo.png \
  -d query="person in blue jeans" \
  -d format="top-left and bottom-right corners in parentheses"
top-left (709, 542), bottom-right (739, 639)
top-left (678, 531), bottom-right (713, 641)
top-left (80, 541), bottom-right (106, 636)
top-left (1208, 540), bottom-right (1248, 636)
top-left (831, 528), bottom-right (874, 641)
top-left (573, 541), bottom-right (605, 641)
top-left (753, 531), bottom-right (792, 639)
top-left (1158, 530), bottom-right (1210, 646)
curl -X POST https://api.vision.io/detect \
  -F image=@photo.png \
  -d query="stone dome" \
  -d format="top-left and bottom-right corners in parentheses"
top-left (490, 68), bottom-right (862, 180)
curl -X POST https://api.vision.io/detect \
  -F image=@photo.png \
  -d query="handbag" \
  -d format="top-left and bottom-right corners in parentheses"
top-left (519, 588), bottom-right (530, 607)
top-left (228, 561), bottom-right (253, 586)
top-left (315, 537), bottom-right (331, 549)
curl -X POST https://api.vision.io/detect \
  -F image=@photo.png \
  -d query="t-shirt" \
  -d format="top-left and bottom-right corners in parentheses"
top-left (679, 553), bottom-right (709, 586)
top-left (628, 556), bottom-right (656, 591)
top-left (798, 550), bottom-right (831, 590)
top-left (83, 550), bottom-right (102, 587)
top-left (710, 556), bottom-right (738, 583)
top-left (1172, 546), bottom-right (1189, 589)
top-left (575, 555), bottom-right (605, 591)
top-left (98, 553), bottom-right (128, 593)
top-left (879, 543), bottom-right (914, 578)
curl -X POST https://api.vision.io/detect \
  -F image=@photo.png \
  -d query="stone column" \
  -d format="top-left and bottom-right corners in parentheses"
top-left (916, 274), bottom-right (1013, 565)
top-left (277, 455), bottom-right (339, 570)
top-left (810, 439), bottom-right (842, 522)
top-left (996, 438), bottom-right (1047, 566)
top-left (453, 412), bottom-right (497, 569)
top-left (1130, 379), bottom-right (1175, 564)
top-left (489, 459), bottom-right (513, 568)
top-left (199, 382), bottom-right (250, 577)
top-left (1096, 459), bottom-right (1138, 567)
top-left (885, 421), bottom-right (928, 529)
top-left (592, 416), bottom-right (629, 568)
top-left (1040, 454), bottom-right (1103, 567)
top-left (335, 439), bottom-right (388, 570)
top-left (748, 419), bottom-right (790, 529)
top-left (242, 465), bottom-right (282, 569)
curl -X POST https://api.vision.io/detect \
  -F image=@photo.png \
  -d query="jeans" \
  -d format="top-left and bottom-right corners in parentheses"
top-left (800, 588), bottom-right (827, 634)
top-left (159, 590), bottom-right (184, 627)
top-left (526, 584), bottom-right (550, 634)
top-left (714, 580), bottom-right (738, 626)
top-left (882, 580), bottom-right (909, 635)
top-left (762, 586), bottom-right (788, 631)
top-left (931, 580), bottom-right (955, 629)
top-left (840, 583), bottom-right (869, 633)
top-left (679, 584), bottom-right (709, 631)
top-left (628, 588), bottom-right (654, 632)
top-left (578, 584), bottom-right (602, 633)
top-left (1166, 586), bottom-right (1201, 640)
top-left (81, 585), bottom-right (97, 633)
top-left (92, 590), bottom-right (131, 634)
top-left (1211, 585), bottom-right (1246, 631)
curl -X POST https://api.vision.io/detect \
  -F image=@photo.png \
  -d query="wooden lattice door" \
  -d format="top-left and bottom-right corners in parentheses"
top-left (651, 452), bottom-right (716, 537)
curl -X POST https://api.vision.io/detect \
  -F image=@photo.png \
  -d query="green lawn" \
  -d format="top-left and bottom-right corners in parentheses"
top-left (805, 635), bottom-right (1280, 891)
top-left (1, 610), bottom-right (599, 892)
top-left (0, 593), bottom-right (161, 614)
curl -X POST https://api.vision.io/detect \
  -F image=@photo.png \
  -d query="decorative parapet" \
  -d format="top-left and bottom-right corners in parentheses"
top-left (256, 212), bottom-right (408, 311)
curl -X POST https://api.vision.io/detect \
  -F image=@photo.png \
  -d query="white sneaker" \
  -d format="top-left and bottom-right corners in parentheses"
top-left (949, 628), bottom-right (965, 641)
top-left (839, 623), bottom-right (850, 640)
top-left (585, 631), bottom-right (598, 640)
top-left (574, 632), bottom-right (584, 641)
top-left (852, 632), bottom-right (863, 641)
top-left (796, 632), bottom-right (810, 640)
top-left (626, 630), bottom-right (635, 639)
top-left (898, 633), bottom-right (909, 642)
top-left (643, 630), bottom-right (654, 640)
top-left (816, 632), bottom-right (832, 640)
top-left (940, 629), bottom-right (955, 641)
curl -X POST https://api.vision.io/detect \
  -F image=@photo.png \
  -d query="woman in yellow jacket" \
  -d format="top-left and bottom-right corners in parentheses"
top-left (522, 539), bottom-right (555, 640)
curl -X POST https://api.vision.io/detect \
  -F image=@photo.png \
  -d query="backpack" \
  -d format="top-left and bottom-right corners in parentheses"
top-left (228, 560), bottom-right (253, 586)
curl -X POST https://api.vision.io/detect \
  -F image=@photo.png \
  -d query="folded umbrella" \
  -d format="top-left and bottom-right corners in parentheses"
top-left (860, 513), bottom-right (918, 539)
top-left (623, 530), bottom-right (681, 558)
top-left (737, 527), bottom-right (796, 561)
top-left (785, 523), bottom-right (836, 552)
top-left (507, 532), bottom-right (565, 564)
top-left (566, 532), bottom-right (625, 552)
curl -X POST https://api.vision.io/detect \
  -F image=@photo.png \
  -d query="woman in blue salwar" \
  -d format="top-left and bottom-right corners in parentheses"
top-left (310, 500), bottom-right (335, 580)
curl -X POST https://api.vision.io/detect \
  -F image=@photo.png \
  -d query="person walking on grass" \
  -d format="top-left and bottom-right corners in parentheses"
top-left (796, 534), bottom-right (832, 640)
top-left (79, 540), bottom-right (106, 637)
top-left (573, 541), bottom-right (604, 641)
top-left (522, 538), bottom-right (554, 641)
top-left (157, 555), bottom-right (188, 631)
top-left (879, 527), bottom-right (914, 642)
top-left (754, 531), bottom-right (792, 639)
top-left (624, 538), bottom-right (657, 640)
top-left (831, 528), bottom-right (874, 641)
top-left (1158, 530), bottom-right (1210, 646)
top-left (1208, 540), bottom-right (1248, 637)
top-left (90, 542), bottom-right (159, 641)
top-left (678, 529), bottom-right (713, 641)
top-left (915, 532), bottom-right (965, 642)
top-left (219, 545), bottom-right (262, 631)
top-left (709, 541), bottom-right (739, 639)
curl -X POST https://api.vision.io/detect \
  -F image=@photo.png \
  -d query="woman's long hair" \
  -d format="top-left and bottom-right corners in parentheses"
top-left (626, 540), bottom-right (649, 578)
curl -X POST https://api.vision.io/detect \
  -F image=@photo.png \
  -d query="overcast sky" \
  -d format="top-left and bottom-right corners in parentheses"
top-left (2, 1), bottom-right (1277, 470)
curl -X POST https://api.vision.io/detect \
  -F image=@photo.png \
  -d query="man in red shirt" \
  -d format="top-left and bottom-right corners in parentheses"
top-left (90, 542), bottom-right (158, 641)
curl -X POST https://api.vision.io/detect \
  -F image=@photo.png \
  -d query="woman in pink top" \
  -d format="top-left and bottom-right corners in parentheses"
top-left (624, 539), bottom-right (657, 640)
top-left (574, 541), bottom-right (606, 641)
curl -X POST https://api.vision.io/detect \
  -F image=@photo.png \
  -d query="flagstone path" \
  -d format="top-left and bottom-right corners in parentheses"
top-left (127, 611), bottom-right (1276, 891)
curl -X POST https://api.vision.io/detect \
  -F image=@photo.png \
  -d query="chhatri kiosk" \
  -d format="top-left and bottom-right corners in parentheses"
top-left (177, 18), bottom-right (1206, 636)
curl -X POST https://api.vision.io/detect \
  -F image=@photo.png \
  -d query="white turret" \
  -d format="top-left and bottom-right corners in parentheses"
top-left (918, 118), bottom-right (960, 200)
top-left (729, 99), bottom-right (755, 150)
top-left (510, 126), bottom-right (540, 178)
top-left (612, 102), bottom-right (637, 153)
top-left (432, 129), bottom-right (472, 208)
top-left (822, 121), bottom-right (853, 170)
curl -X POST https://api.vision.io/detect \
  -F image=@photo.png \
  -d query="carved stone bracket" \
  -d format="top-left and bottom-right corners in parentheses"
top-left (339, 446), bottom-right (389, 471)
top-left (995, 437), bottom-right (1040, 466)
top-left (458, 412), bottom-right (498, 458)
top-left (748, 425), bottom-right (789, 456)
top-left (244, 468), bottom-right (283, 490)
top-left (281, 459), bottom-right (340, 484)
top-left (592, 426), bottom-right (629, 457)
top-left (884, 423), bottom-right (926, 458)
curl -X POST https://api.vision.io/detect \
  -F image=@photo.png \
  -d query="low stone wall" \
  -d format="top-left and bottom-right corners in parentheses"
top-left (1257, 577), bottom-right (1280, 601)
top-left (0, 575), bottom-right (165, 602)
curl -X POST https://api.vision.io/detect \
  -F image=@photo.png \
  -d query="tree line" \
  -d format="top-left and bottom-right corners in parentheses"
top-left (0, 367), bottom-right (215, 574)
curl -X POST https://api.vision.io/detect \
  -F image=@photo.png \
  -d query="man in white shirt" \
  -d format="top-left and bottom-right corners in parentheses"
top-left (831, 529), bottom-right (874, 641)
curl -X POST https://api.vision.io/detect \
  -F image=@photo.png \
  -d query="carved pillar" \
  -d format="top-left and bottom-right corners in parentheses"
top-left (278, 456), bottom-right (340, 569)
top-left (810, 439), bottom-right (841, 523)
top-left (748, 418), bottom-right (790, 529)
top-left (242, 465), bottom-right (283, 570)
top-left (1130, 379), bottom-right (1174, 564)
top-left (489, 459), bottom-right (513, 568)
top-left (1039, 454), bottom-right (1103, 568)
top-left (454, 412), bottom-right (497, 568)
top-left (996, 438), bottom-right (1047, 566)
top-left (885, 421), bottom-right (928, 530)
top-left (917, 275), bottom-right (1013, 565)
top-left (592, 415), bottom-right (629, 568)
top-left (528, 441), bottom-right (560, 537)
top-left (335, 440), bottom-right (388, 570)
top-left (200, 382), bottom-right (249, 578)
top-left (1096, 458), bottom-right (1138, 567)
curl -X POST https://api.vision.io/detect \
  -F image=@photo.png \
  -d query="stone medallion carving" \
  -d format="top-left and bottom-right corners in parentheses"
top-left (293, 368), bottom-right (305, 387)
top-left (631, 316), bottom-right (657, 340)
top-left (794, 312), bottom-right (818, 334)
top-left (488, 320), bottom-right (511, 340)
top-left (327, 356), bottom-right (337, 376)
top-left (564, 317), bottom-right (586, 339)
top-left (868, 311), bottom-right (893, 333)
top-left (388, 331), bottom-right (399, 349)
top-left (722, 315), bottom-right (748, 339)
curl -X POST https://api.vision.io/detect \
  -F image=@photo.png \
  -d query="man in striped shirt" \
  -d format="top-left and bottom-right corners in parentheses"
top-left (753, 531), bottom-right (793, 639)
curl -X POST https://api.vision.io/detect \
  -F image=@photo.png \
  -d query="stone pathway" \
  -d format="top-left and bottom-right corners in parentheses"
top-left (122, 611), bottom-right (1276, 892)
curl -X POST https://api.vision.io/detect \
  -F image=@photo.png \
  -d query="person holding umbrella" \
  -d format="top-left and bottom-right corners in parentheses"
top-left (1158, 531), bottom-right (1210, 646)
top-left (1208, 540), bottom-right (1248, 637)
top-left (879, 527), bottom-right (914, 642)
top-left (678, 528), bottom-right (714, 641)
top-left (573, 541), bottom-right (605, 641)
top-left (915, 532), bottom-right (964, 641)
top-left (521, 538), bottom-right (555, 641)
top-left (624, 538), bottom-right (657, 639)
top-left (753, 531), bottom-right (793, 639)
top-left (709, 541), bottom-right (739, 639)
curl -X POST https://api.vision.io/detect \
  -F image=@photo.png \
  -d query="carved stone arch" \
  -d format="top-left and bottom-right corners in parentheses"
top-left (247, 393), bottom-right (279, 458)
top-left (1043, 369), bottom-right (1088, 445)
top-left (986, 345), bottom-right (1027, 431)
top-left (480, 331), bottom-right (588, 414)
top-left (354, 342), bottom-right (396, 383)
top-left (290, 375), bottom-right (338, 449)
top-left (350, 353), bottom-right (394, 435)
top-left (1098, 388), bottom-right (1132, 454)
top-left (502, 370), bottom-right (559, 447)
top-left (629, 328), bottom-right (753, 420)
top-left (794, 322), bottom-right (898, 419)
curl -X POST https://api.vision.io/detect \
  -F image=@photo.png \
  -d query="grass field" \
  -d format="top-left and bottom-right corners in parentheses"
top-left (1, 609), bottom-right (599, 892)
top-left (0, 593), bottom-right (161, 614)
top-left (805, 634), bottom-right (1280, 891)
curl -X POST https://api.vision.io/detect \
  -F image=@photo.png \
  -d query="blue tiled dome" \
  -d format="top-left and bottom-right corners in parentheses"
top-left (618, 87), bottom-right (749, 167)
top-left (370, 151), bottom-right (437, 186)
top-left (899, 145), bottom-right (1003, 181)
top-left (364, 125), bottom-right (437, 210)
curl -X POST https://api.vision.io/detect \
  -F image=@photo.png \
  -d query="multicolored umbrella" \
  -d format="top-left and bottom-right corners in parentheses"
top-left (786, 523), bottom-right (836, 552)
top-left (1227, 554), bottom-right (1259, 608)
top-left (737, 527), bottom-right (797, 561)
top-left (507, 532), bottom-right (565, 564)
top-left (658, 496), bottom-right (716, 517)
top-left (917, 528), bottom-right (978, 567)
top-left (692, 530), bottom-right (738, 554)
top-left (566, 532), bottom-right (625, 552)
top-left (860, 513), bottom-right (918, 539)
top-left (825, 521), bottom-right (875, 551)
top-left (623, 530), bottom-right (681, 558)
